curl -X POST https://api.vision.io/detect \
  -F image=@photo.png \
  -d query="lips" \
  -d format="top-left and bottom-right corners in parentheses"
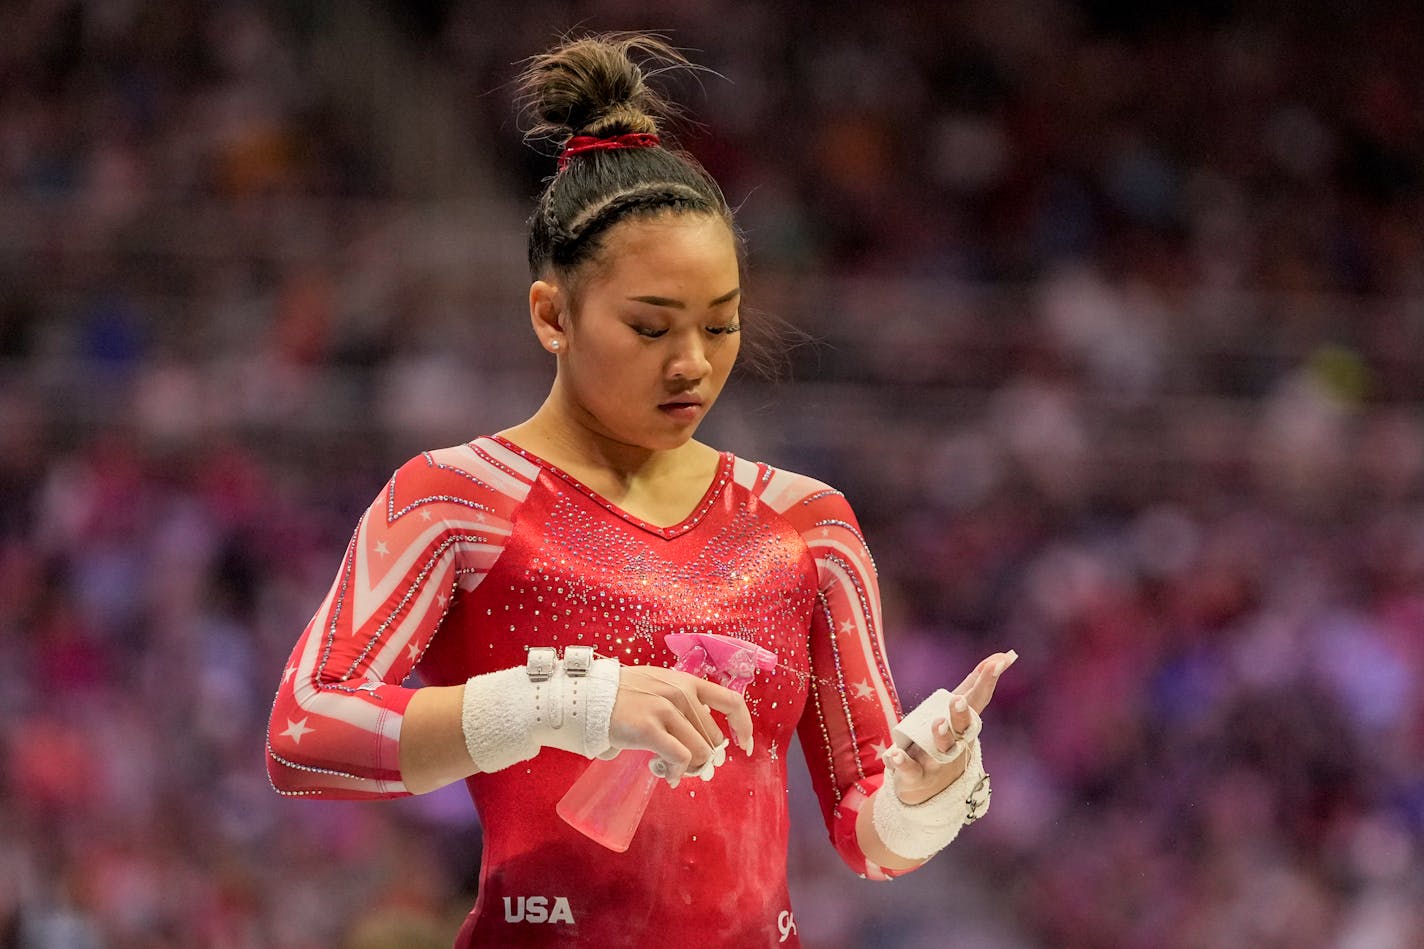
top-left (658, 395), bottom-right (704, 421)
top-left (659, 391), bottom-right (703, 407)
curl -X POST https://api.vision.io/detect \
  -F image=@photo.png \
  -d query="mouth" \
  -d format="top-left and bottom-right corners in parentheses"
top-left (658, 397), bottom-right (704, 421)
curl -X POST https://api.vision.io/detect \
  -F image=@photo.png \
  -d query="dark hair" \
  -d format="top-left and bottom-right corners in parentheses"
top-left (517, 33), bottom-right (805, 380)
top-left (518, 33), bottom-right (737, 285)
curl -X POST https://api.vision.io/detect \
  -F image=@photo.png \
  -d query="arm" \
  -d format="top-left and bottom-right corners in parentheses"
top-left (758, 469), bottom-right (910, 877)
top-left (266, 447), bottom-right (526, 798)
top-left (399, 683), bottom-right (473, 794)
top-left (762, 468), bottom-right (1004, 875)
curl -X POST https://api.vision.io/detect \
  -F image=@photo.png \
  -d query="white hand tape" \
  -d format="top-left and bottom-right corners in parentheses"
top-left (888, 688), bottom-right (982, 765)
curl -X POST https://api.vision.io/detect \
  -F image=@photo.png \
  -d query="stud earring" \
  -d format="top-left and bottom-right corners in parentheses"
top-left (550, 339), bottom-right (560, 352)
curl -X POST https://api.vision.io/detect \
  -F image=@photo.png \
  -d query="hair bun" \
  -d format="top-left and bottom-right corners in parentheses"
top-left (520, 33), bottom-right (690, 144)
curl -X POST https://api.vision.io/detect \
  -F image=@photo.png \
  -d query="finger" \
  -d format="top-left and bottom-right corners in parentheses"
top-left (928, 698), bottom-right (974, 755)
top-left (615, 672), bottom-right (718, 782)
top-left (626, 669), bottom-right (719, 737)
top-left (659, 678), bottom-right (728, 751)
top-left (659, 705), bottom-right (717, 780)
top-left (944, 695), bottom-right (975, 746)
top-left (690, 698), bottom-right (728, 753)
top-left (886, 746), bottom-right (925, 783)
top-left (970, 650), bottom-right (1016, 707)
top-left (689, 678), bottom-right (754, 756)
top-left (639, 722), bottom-right (696, 786)
top-left (932, 715), bottom-right (956, 755)
top-left (957, 651), bottom-right (1017, 714)
top-left (951, 655), bottom-right (999, 696)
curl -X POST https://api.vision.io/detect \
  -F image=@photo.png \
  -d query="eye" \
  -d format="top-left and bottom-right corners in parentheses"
top-left (633, 326), bottom-right (668, 339)
top-left (707, 322), bottom-right (741, 336)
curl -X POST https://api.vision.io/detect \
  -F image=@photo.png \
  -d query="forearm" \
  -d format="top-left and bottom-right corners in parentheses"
top-left (399, 684), bottom-right (477, 795)
top-left (267, 633), bottom-right (422, 800)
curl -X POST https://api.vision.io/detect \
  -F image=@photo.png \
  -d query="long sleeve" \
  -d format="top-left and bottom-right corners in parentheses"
top-left (758, 468), bottom-right (910, 879)
top-left (266, 443), bottom-right (532, 798)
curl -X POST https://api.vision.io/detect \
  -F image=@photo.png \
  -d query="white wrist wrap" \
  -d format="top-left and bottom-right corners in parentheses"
top-left (460, 650), bottom-right (621, 773)
top-left (873, 738), bottom-right (991, 861)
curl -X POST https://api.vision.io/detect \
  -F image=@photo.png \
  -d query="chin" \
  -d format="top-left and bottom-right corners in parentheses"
top-left (594, 407), bottom-right (708, 453)
top-left (594, 422), bottom-right (692, 454)
top-left (641, 422), bottom-right (703, 452)
top-left (646, 430), bottom-right (699, 452)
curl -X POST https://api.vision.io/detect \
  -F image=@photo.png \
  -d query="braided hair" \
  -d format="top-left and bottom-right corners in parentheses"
top-left (518, 34), bottom-right (738, 288)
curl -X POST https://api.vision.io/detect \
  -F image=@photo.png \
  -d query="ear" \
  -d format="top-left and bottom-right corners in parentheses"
top-left (529, 280), bottom-right (566, 354)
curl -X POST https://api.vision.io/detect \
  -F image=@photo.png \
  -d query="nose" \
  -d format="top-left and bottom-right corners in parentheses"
top-left (667, 332), bottom-right (711, 382)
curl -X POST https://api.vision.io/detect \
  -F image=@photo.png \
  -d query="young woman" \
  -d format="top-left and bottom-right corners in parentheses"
top-left (267, 34), bottom-right (1013, 947)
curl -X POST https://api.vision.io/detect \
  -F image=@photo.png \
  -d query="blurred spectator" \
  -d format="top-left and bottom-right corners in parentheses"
top-left (2, 0), bottom-right (1421, 945)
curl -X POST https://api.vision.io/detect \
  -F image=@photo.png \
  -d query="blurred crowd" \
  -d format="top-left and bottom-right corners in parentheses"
top-left (2, 1), bottom-right (1421, 947)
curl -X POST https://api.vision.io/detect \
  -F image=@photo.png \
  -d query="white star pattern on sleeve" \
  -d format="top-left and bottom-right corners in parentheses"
top-left (281, 717), bottom-right (314, 744)
top-left (268, 441), bottom-right (537, 802)
top-left (852, 679), bottom-right (875, 700)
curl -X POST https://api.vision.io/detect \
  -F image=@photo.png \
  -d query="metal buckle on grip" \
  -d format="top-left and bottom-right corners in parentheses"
top-left (526, 647), bottom-right (557, 681)
top-left (563, 646), bottom-right (593, 676)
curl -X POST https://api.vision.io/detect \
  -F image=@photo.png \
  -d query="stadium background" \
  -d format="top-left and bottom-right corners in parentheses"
top-left (1, 2), bottom-right (1421, 946)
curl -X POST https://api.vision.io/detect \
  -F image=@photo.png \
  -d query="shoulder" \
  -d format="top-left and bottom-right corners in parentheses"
top-left (730, 456), bottom-right (877, 584)
top-left (386, 437), bottom-right (542, 512)
top-left (729, 455), bottom-right (857, 524)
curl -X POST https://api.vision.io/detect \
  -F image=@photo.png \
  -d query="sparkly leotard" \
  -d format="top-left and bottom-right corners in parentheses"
top-left (267, 436), bottom-right (906, 947)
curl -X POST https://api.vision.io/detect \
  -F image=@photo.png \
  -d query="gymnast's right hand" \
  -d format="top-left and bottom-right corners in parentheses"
top-left (610, 666), bottom-right (754, 785)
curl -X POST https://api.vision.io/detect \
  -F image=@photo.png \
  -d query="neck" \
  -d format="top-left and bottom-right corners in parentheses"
top-left (509, 394), bottom-right (690, 486)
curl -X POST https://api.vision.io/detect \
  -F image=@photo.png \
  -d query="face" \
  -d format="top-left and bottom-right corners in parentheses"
top-left (541, 213), bottom-right (742, 452)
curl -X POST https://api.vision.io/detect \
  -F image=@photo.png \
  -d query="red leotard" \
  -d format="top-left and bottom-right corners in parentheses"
top-left (267, 436), bottom-right (908, 946)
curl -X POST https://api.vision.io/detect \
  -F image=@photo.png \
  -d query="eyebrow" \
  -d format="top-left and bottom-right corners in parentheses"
top-left (626, 288), bottom-right (741, 309)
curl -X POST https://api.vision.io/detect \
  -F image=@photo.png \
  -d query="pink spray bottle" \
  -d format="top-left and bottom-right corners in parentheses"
top-left (556, 632), bottom-right (777, 852)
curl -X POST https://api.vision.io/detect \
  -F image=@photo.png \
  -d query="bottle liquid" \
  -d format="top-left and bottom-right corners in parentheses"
top-left (556, 632), bottom-right (776, 852)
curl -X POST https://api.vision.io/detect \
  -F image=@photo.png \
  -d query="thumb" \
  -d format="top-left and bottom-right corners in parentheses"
top-left (885, 745), bottom-right (925, 783)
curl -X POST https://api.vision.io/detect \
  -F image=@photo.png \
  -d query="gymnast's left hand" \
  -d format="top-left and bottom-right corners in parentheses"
top-left (886, 651), bottom-right (1015, 805)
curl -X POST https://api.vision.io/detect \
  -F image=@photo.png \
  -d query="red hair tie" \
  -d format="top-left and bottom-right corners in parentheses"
top-left (557, 132), bottom-right (662, 170)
